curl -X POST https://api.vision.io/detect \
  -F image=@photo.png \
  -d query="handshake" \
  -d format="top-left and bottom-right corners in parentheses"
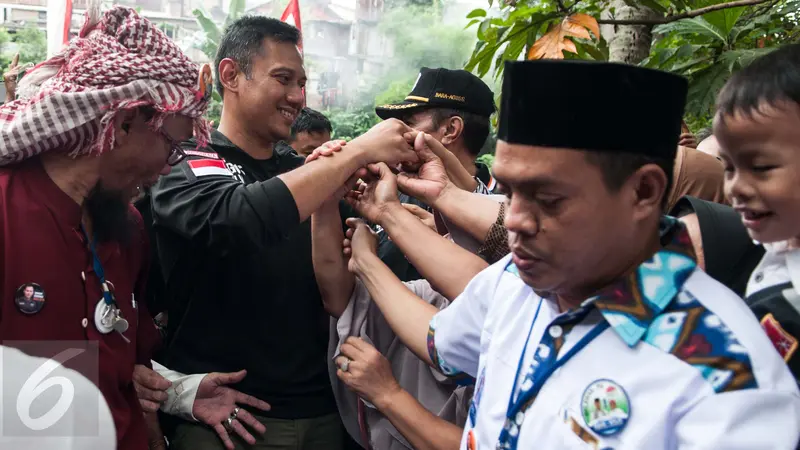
top-left (306, 118), bottom-right (466, 223)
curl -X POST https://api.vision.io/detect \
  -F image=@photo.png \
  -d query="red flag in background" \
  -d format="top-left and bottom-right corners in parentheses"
top-left (280, 0), bottom-right (305, 105)
top-left (281, 0), bottom-right (303, 53)
top-left (63, 0), bottom-right (73, 43)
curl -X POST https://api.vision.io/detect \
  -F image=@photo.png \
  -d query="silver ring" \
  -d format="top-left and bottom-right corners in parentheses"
top-left (230, 406), bottom-right (240, 421)
top-left (224, 417), bottom-right (234, 431)
top-left (340, 357), bottom-right (350, 372)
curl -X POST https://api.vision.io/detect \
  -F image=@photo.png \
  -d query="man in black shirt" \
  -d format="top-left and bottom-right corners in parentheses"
top-left (147, 17), bottom-right (418, 450)
top-left (373, 67), bottom-right (496, 281)
top-left (286, 107), bottom-right (333, 157)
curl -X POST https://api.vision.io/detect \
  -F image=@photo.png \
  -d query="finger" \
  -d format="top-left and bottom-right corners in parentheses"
top-left (345, 217), bottom-right (364, 229)
top-left (11, 53), bottom-right (19, 68)
top-left (211, 370), bottom-right (247, 386)
top-left (234, 392), bottom-right (271, 412)
top-left (235, 408), bottom-right (267, 434)
top-left (334, 356), bottom-right (349, 369)
top-left (421, 133), bottom-right (449, 161)
top-left (139, 399), bottom-right (160, 413)
top-left (402, 203), bottom-right (428, 219)
top-left (135, 384), bottom-right (168, 403)
top-left (137, 367), bottom-right (172, 390)
top-left (213, 423), bottom-right (235, 450)
top-left (345, 336), bottom-right (373, 352)
top-left (343, 238), bottom-right (351, 249)
top-left (340, 341), bottom-right (366, 359)
top-left (343, 247), bottom-right (352, 257)
top-left (230, 418), bottom-right (256, 445)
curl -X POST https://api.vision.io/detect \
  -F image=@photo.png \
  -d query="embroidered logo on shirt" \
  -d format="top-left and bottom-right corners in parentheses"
top-left (187, 159), bottom-right (232, 177)
top-left (761, 313), bottom-right (798, 362)
top-left (184, 150), bottom-right (220, 159)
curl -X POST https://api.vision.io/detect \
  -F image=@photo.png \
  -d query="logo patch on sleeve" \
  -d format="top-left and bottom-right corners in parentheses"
top-left (185, 150), bottom-right (220, 159)
top-left (187, 159), bottom-right (232, 177)
top-left (761, 313), bottom-right (798, 362)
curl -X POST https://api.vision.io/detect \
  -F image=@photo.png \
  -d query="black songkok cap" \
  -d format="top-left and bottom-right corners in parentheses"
top-left (497, 60), bottom-right (689, 159)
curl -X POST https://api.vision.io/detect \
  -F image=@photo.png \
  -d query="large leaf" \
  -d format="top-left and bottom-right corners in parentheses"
top-left (528, 13), bottom-right (599, 59)
top-left (720, 47), bottom-right (778, 71)
top-left (224, 0), bottom-right (246, 29)
top-left (654, 17), bottom-right (727, 45)
top-left (686, 62), bottom-right (729, 117)
top-left (703, 4), bottom-right (744, 39)
top-left (193, 9), bottom-right (221, 45)
top-left (467, 8), bottom-right (487, 18)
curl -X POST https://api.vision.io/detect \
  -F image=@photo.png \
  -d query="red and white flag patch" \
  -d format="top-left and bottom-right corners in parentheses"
top-left (761, 313), bottom-right (798, 362)
top-left (187, 159), bottom-right (232, 177)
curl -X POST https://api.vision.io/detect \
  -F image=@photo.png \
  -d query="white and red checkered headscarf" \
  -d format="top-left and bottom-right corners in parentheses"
top-left (0, 5), bottom-right (211, 166)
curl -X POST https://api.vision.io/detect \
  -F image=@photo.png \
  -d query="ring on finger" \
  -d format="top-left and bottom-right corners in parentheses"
top-left (223, 417), bottom-right (234, 432)
top-left (339, 357), bottom-right (351, 372)
top-left (230, 406), bottom-right (240, 421)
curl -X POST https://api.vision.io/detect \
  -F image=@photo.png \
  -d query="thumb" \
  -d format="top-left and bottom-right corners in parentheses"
top-left (416, 132), bottom-right (446, 162)
top-left (402, 203), bottom-right (427, 219)
top-left (345, 217), bottom-right (365, 229)
top-left (367, 162), bottom-right (393, 181)
top-left (213, 369), bottom-right (247, 386)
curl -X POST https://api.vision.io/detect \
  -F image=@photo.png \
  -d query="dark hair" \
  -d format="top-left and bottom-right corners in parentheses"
top-left (428, 108), bottom-right (491, 156)
top-left (584, 152), bottom-right (674, 209)
top-left (215, 16), bottom-right (300, 98)
top-left (716, 43), bottom-right (800, 121)
top-left (289, 108), bottom-right (332, 141)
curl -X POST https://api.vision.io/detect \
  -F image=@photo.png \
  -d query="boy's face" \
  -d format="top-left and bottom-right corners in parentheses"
top-left (716, 101), bottom-right (800, 244)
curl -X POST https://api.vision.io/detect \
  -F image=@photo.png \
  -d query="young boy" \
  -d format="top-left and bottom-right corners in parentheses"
top-left (715, 42), bottom-right (800, 382)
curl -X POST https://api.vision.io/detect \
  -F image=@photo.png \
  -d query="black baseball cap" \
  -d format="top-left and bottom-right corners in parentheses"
top-left (375, 67), bottom-right (496, 120)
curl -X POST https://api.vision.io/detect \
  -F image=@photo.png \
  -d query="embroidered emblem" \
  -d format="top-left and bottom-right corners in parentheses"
top-left (187, 158), bottom-right (232, 177)
top-left (761, 313), bottom-right (798, 362)
top-left (581, 379), bottom-right (630, 437)
top-left (184, 150), bottom-right (220, 159)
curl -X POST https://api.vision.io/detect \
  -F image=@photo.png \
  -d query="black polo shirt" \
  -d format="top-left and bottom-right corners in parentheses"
top-left (147, 131), bottom-right (345, 419)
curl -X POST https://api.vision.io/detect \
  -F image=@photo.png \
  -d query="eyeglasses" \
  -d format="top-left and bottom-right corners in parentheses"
top-left (157, 128), bottom-right (187, 166)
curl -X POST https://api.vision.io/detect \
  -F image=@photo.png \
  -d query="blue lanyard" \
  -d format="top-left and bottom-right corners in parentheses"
top-left (498, 303), bottom-right (610, 449)
top-left (80, 225), bottom-right (115, 307)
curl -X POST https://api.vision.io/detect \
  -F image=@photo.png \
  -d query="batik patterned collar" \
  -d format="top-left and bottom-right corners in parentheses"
top-left (589, 216), bottom-right (698, 347)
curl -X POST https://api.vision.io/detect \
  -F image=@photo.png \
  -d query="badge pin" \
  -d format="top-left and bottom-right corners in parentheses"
top-left (14, 282), bottom-right (46, 315)
top-left (580, 379), bottom-right (630, 437)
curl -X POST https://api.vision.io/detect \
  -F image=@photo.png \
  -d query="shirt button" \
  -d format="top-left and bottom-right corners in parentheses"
top-left (81, 318), bottom-right (89, 328)
top-left (754, 272), bottom-right (764, 283)
top-left (81, 271), bottom-right (86, 282)
top-left (549, 325), bottom-right (563, 338)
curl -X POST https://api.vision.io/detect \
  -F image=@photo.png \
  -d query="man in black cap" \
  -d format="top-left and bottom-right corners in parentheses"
top-left (374, 67), bottom-right (496, 281)
top-left (334, 60), bottom-right (800, 448)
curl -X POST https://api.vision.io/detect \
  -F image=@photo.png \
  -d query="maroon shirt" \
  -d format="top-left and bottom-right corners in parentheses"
top-left (0, 158), bottom-right (160, 450)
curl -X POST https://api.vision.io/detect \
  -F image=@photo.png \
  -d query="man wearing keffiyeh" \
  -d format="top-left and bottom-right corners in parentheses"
top-left (0, 5), bottom-right (210, 450)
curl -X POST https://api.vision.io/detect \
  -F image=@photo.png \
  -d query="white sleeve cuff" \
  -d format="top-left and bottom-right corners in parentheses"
top-left (152, 360), bottom-right (207, 422)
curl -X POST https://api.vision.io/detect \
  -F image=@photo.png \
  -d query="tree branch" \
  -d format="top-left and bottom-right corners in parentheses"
top-left (596, 0), bottom-right (772, 25)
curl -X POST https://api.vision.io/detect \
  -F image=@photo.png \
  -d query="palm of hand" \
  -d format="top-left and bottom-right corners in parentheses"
top-left (357, 178), bottom-right (398, 223)
top-left (193, 380), bottom-right (237, 424)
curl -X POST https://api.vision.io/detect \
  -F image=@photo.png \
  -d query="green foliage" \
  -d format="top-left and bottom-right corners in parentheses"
top-left (476, 153), bottom-right (495, 168)
top-left (463, 0), bottom-right (798, 132)
top-left (327, 109), bottom-right (381, 141)
top-left (328, 4), bottom-right (474, 140)
top-left (12, 26), bottom-right (45, 68)
top-left (193, 0), bottom-right (246, 61)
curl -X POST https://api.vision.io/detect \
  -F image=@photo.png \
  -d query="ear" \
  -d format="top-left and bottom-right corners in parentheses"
top-left (112, 109), bottom-right (139, 144)
top-left (440, 115), bottom-right (464, 146)
top-left (218, 58), bottom-right (241, 95)
top-left (628, 164), bottom-right (668, 222)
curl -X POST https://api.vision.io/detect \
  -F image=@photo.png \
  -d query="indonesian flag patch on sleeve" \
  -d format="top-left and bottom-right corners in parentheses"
top-left (187, 159), bottom-right (232, 177)
top-left (761, 313), bottom-right (798, 362)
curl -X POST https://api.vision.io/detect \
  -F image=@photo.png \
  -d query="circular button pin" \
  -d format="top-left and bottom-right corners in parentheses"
top-left (14, 283), bottom-right (46, 315)
top-left (81, 318), bottom-right (89, 328)
top-left (549, 325), bottom-right (563, 338)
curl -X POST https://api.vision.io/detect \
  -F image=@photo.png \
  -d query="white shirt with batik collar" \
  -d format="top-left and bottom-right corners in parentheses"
top-left (746, 242), bottom-right (800, 298)
top-left (428, 235), bottom-right (800, 449)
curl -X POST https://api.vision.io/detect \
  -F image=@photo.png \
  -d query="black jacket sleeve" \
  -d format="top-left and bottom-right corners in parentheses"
top-left (149, 155), bottom-right (300, 255)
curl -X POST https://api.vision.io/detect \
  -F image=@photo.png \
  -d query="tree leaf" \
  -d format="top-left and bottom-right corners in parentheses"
top-left (703, 5), bottom-right (744, 39)
top-left (465, 19), bottom-right (480, 29)
top-left (478, 18), bottom-right (492, 40)
top-left (528, 13), bottom-right (599, 60)
top-left (639, 0), bottom-right (668, 16)
top-left (224, 0), bottom-right (246, 30)
top-left (467, 8), bottom-right (487, 18)
top-left (193, 9), bottom-right (221, 45)
top-left (654, 17), bottom-right (727, 45)
top-left (686, 62), bottom-right (729, 117)
top-left (720, 47), bottom-right (778, 71)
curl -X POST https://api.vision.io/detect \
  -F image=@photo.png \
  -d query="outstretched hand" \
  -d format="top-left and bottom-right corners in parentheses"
top-left (193, 370), bottom-right (271, 450)
top-left (345, 162), bottom-right (401, 225)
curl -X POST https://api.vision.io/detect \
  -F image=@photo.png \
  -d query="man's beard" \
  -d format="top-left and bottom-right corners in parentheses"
top-left (84, 182), bottom-right (135, 245)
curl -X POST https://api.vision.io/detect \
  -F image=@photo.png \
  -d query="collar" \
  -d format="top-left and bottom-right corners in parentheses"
top-left (589, 216), bottom-right (698, 347)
